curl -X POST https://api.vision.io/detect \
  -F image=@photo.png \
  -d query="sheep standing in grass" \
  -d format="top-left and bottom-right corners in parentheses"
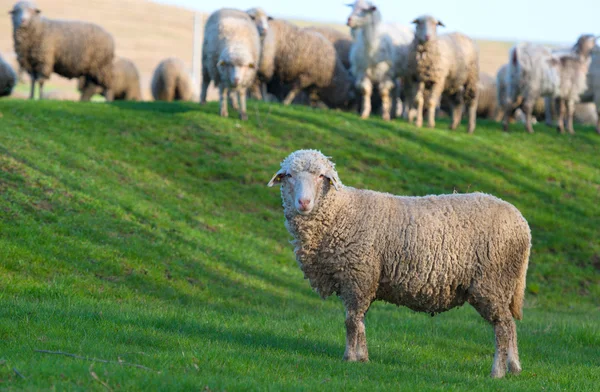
top-left (268, 149), bottom-right (530, 379)
top-left (496, 64), bottom-right (546, 123)
top-left (258, 20), bottom-right (354, 108)
top-left (78, 57), bottom-right (141, 101)
top-left (406, 15), bottom-right (479, 133)
top-left (0, 53), bottom-right (17, 97)
top-left (10, 1), bottom-right (115, 101)
top-left (346, 0), bottom-right (414, 120)
top-left (201, 8), bottom-right (261, 120)
top-left (151, 58), bottom-right (193, 102)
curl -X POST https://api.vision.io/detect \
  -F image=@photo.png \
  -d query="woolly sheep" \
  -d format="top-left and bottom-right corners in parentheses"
top-left (496, 64), bottom-right (546, 123)
top-left (259, 19), bottom-right (354, 107)
top-left (201, 8), bottom-right (261, 120)
top-left (10, 1), bottom-right (115, 101)
top-left (151, 58), bottom-right (193, 102)
top-left (346, 0), bottom-right (414, 120)
top-left (406, 15), bottom-right (479, 133)
top-left (441, 73), bottom-right (497, 119)
top-left (305, 26), bottom-right (353, 70)
top-left (77, 57), bottom-right (142, 101)
top-left (577, 37), bottom-right (600, 134)
top-left (0, 53), bottom-right (17, 97)
top-left (268, 149), bottom-right (531, 379)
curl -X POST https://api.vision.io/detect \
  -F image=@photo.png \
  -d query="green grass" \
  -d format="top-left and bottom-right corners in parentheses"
top-left (0, 99), bottom-right (598, 391)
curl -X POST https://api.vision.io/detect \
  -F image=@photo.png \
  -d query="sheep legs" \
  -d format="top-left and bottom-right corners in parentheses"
top-left (427, 84), bottom-right (444, 129)
top-left (219, 86), bottom-right (229, 117)
top-left (238, 88), bottom-right (248, 121)
top-left (565, 100), bottom-right (575, 134)
top-left (448, 93), bottom-right (464, 130)
top-left (522, 99), bottom-right (535, 133)
top-left (491, 319), bottom-right (521, 378)
top-left (29, 77), bottom-right (36, 100)
top-left (412, 82), bottom-right (425, 127)
top-left (358, 79), bottom-right (373, 120)
top-left (343, 308), bottom-right (369, 362)
top-left (556, 99), bottom-right (566, 134)
top-left (200, 67), bottom-right (210, 104)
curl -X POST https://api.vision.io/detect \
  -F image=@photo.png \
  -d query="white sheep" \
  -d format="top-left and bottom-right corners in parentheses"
top-left (577, 36), bottom-right (600, 134)
top-left (10, 1), bottom-right (115, 101)
top-left (151, 58), bottom-right (193, 102)
top-left (346, 0), bottom-right (414, 120)
top-left (406, 15), bottom-right (480, 133)
top-left (202, 8), bottom-right (260, 120)
top-left (268, 149), bottom-right (531, 379)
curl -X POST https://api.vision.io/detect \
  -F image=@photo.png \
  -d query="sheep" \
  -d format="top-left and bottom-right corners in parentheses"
top-left (258, 20), bottom-right (354, 108)
top-left (201, 8), bottom-right (261, 120)
top-left (346, 0), bottom-right (414, 120)
top-left (406, 15), bottom-right (479, 133)
top-left (200, 7), bottom-right (271, 107)
top-left (268, 149), bottom-right (531, 379)
top-left (577, 36), bottom-right (600, 134)
top-left (10, 1), bottom-right (115, 101)
top-left (77, 57), bottom-right (142, 101)
top-left (0, 53), bottom-right (17, 97)
top-left (151, 58), bottom-right (193, 102)
top-left (552, 34), bottom-right (596, 134)
top-left (496, 64), bottom-right (546, 123)
top-left (304, 26), bottom-right (353, 70)
top-left (440, 73), bottom-right (497, 119)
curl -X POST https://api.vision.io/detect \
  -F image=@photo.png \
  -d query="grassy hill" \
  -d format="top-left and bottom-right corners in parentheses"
top-left (0, 99), bottom-right (598, 390)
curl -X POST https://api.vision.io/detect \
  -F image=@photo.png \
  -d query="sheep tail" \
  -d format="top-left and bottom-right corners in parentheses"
top-left (510, 245), bottom-right (530, 320)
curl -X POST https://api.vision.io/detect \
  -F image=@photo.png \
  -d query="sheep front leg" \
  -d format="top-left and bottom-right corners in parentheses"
top-left (29, 76), bottom-right (36, 100)
top-left (522, 99), bottom-right (535, 133)
top-left (343, 308), bottom-right (369, 362)
top-left (200, 67), bottom-right (210, 104)
top-left (38, 80), bottom-right (45, 100)
top-left (556, 99), bottom-right (566, 134)
top-left (544, 96), bottom-right (554, 127)
top-left (358, 78), bottom-right (373, 119)
top-left (238, 88), bottom-right (248, 121)
top-left (427, 83), bottom-right (444, 129)
top-left (219, 85), bottom-right (229, 117)
top-left (379, 80), bottom-right (395, 121)
top-left (413, 82), bottom-right (425, 127)
top-left (566, 99), bottom-right (575, 134)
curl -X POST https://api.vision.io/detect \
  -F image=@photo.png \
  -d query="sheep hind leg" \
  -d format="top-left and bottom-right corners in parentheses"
top-left (491, 318), bottom-right (514, 378)
top-left (29, 76), bottom-right (36, 100)
top-left (448, 93), bottom-right (464, 130)
top-left (282, 85), bottom-right (302, 106)
top-left (507, 319), bottom-right (522, 375)
top-left (343, 305), bottom-right (370, 362)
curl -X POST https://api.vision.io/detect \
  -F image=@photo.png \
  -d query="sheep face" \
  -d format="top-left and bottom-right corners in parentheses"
top-left (412, 15), bottom-right (444, 44)
top-left (574, 34), bottom-right (597, 57)
top-left (9, 1), bottom-right (40, 29)
top-left (268, 150), bottom-right (341, 216)
top-left (246, 7), bottom-right (272, 38)
top-left (345, 0), bottom-right (376, 28)
top-left (217, 48), bottom-right (256, 89)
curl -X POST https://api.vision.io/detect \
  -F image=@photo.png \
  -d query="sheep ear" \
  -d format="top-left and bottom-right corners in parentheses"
top-left (324, 170), bottom-right (341, 191)
top-left (268, 16), bottom-right (273, 20)
top-left (368, 5), bottom-right (377, 12)
top-left (268, 169), bottom-right (286, 187)
top-left (248, 63), bottom-right (255, 69)
top-left (437, 20), bottom-right (445, 27)
top-left (411, 19), bottom-right (419, 24)
top-left (35, 8), bottom-right (41, 14)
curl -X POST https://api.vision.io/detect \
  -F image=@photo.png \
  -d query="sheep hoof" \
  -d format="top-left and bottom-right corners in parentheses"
top-left (220, 111), bottom-right (229, 118)
top-left (382, 113), bottom-right (391, 122)
top-left (556, 126), bottom-right (564, 134)
top-left (508, 363), bottom-right (522, 375)
top-left (240, 113), bottom-right (248, 121)
top-left (567, 128), bottom-right (575, 135)
top-left (415, 121), bottom-right (423, 128)
top-left (360, 113), bottom-right (369, 120)
top-left (490, 370), bottom-right (506, 379)
top-left (526, 126), bottom-right (534, 134)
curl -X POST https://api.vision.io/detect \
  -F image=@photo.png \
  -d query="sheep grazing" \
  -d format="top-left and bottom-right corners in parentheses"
top-left (406, 15), bottom-right (480, 133)
top-left (0, 53), bottom-right (17, 97)
top-left (78, 57), bottom-right (142, 101)
top-left (346, 0), bottom-right (414, 120)
top-left (10, 1), bottom-right (115, 101)
top-left (151, 58), bottom-right (193, 102)
top-left (268, 149), bottom-right (531, 379)
top-left (259, 19), bottom-right (354, 108)
top-left (201, 8), bottom-right (261, 120)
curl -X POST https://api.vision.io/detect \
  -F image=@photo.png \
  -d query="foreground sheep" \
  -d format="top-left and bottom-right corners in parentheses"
top-left (151, 58), bottom-right (193, 102)
top-left (346, 0), bottom-right (414, 120)
top-left (259, 20), bottom-right (354, 107)
top-left (268, 150), bottom-right (531, 379)
top-left (10, 1), bottom-right (114, 101)
top-left (0, 53), bottom-right (17, 97)
top-left (78, 57), bottom-right (141, 101)
top-left (201, 8), bottom-right (261, 120)
top-left (406, 15), bottom-right (479, 133)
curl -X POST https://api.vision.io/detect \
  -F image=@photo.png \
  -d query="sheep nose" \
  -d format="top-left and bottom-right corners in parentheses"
top-left (298, 198), bottom-right (311, 210)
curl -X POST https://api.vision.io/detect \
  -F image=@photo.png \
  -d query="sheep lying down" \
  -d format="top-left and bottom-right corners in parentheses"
top-left (268, 149), bottom-right (531, 378)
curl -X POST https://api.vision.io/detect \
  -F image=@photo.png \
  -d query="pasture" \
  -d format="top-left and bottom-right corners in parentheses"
top-left (0, 99), bottom-right (598, 390)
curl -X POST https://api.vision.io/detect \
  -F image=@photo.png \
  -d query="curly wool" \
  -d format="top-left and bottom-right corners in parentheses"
top-left (151, 58), bottom-right (193, 102)
top-left (276, 150), bottom-right (530, 320)
top-left (0, 53), bottom-right (17, 97)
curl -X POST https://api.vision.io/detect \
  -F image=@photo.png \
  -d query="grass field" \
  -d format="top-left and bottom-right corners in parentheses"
top-left (0, 99), bottom-right (599, 390)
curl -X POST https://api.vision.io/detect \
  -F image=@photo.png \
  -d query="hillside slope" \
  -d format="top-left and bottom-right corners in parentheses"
top-left (0, 100), bottom-right (598, 390)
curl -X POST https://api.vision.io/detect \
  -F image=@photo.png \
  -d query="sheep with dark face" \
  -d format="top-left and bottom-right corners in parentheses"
top-left (268, 149), bottom-right (531, 379)
top-left (10, 1), bottom-right (115, 101)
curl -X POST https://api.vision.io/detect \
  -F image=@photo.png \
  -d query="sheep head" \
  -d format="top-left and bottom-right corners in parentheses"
top-left (246, 7), bottom-right (272, 38)
top-left (9, 1), bottom-right (40, 29)
top-left (217, 45), bottom-right (257, 88)
top-left (573, 34), bottom-right (597, 58)
top-left (412, 15), bottom-right (444, 44)
top-left (346, 0), bottom-right (379, 29)
top-left (268, 150), bottom-right (341, 216)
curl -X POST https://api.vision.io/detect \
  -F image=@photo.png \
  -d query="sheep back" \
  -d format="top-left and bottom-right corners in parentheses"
top-left (151, 58), bottom-right (193, 101)
top-left (304, 26), bottom-right (353, 70)
top-left (78, 57), bottom-right (141, 100)
top-left (0, 53), bottom-right (17, 97)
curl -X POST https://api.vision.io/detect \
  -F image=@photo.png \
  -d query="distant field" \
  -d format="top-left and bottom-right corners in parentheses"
top-left (0, 0), bottom-right (515, 101)
top-left (0, 99), bottom-right (598, 390)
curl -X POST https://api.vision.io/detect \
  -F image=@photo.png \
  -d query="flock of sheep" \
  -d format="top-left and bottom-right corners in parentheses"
top-left (1, 1), bottom-right (599, 134)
